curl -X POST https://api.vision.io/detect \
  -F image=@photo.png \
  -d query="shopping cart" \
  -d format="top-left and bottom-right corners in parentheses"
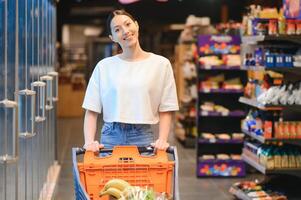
top-left (72, 145), bottom-right (179, 200)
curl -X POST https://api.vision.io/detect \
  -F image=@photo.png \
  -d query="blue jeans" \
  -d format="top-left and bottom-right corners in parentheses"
top-left (100, 122), bottom-right (154, 149)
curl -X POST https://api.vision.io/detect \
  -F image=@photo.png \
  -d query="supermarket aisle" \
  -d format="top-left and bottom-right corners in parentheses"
top-left (54, 117), bottom-right (255, 200)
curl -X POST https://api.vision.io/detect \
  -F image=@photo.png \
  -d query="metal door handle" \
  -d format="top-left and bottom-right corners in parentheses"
top-left (18, 89), bottom-right (36, 138)
top-left (47, 71), bottom-right (58, 102)
top-left (31, 81), bottom-right (46, 122)
top-left (41, 75), bottom-right (53, 110)
top-left (0, 99), bottom-right (18, 163)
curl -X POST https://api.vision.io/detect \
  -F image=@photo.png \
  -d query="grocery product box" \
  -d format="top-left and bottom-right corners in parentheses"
top-left (283, 0), bottom-right (301, 19)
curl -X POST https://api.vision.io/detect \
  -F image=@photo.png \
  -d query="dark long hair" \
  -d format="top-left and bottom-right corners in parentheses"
top-left (106, 10), bottom-right (136, 35)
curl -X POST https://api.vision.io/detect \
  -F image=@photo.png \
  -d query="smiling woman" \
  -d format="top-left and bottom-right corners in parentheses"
top-left (108, 10), bottom-right (140, 51)
top-left (82, 10), bottom-right (179, 152)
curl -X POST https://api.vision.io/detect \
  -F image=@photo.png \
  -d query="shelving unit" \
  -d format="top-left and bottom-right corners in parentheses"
top-left (174, 43), bottom-right (198, 148)
top-left (238, 32), bottom-right (301, 199)
top-left (196, 35), bottom-right (247, 177)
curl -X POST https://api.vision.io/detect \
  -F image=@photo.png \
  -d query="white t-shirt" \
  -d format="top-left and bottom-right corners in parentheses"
top-left (82, 53), bottom-right (179, 124)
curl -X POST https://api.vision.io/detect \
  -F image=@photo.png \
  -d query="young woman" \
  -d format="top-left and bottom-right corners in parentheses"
top-left (82, 10), bottom-right (179, 152)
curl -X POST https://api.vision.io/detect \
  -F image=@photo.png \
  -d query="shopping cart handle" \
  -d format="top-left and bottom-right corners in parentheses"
top-left (76, 146), bottom-right (174, 155)
top-left (135, 146), bottom-right (174, 154)
top-left (166, 146), bottom-right (174, 154)
top-left (75, 147), bottom-right (115, 155)
top-left (75, 147), bottom-right (86, 155)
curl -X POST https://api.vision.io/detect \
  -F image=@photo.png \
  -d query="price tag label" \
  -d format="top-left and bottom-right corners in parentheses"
top-left (209, 138), bottom-right (216, 143)
top-left (221, 112), bottom-right (228, 116)
top-left (201, 111), bottom-right (208, 116)
top-left (203, 89), bottom-right (210, 93)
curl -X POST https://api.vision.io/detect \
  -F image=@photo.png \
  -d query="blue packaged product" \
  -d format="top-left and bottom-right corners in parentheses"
top-left (255, 48), bottom-right (263, 66)
top-left (265, 53), bottom-right (275, 68)
top-left (284, 54), bottom-right (293, 67)
top-left (275, 54), bottom-right (284, 67)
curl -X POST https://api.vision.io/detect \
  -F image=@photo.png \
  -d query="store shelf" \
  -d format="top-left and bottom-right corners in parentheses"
top-left (239, 97), bottom-right (301, 111)
top-left (198, 52), bottom-right (240, 56)
top-left (229, 186), bottom-right (252, 200)
top-left (242, 154), bottom-right (266, 174)
top-left (242, 128), bottom-right (301, 144)
top-left (266, 67), bottom-right (301, 75)
top-left (241, 66), bottom-right (266, 71)
top-left (239, 97), bottom-right (283, 111)
top-left (242, 65), bottom-right (301, 75)
top-left (200, 89), bottom-right (244, 94)
top-left (242, 153), bottom-right (301, 175)
top-left (198, 138), bottom-right (243, 144)
top-left (242, 35), bottom-right (301, 45)
top-left (199, 65), bottom-right (242, 70)
top-left (242, 129), bottom-right (268, 143)
top-left (200, 110), bottom-right (245, 117)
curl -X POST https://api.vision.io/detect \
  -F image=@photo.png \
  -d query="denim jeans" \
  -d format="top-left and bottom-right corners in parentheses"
top-left (100, 122), bottom-right (154, 149)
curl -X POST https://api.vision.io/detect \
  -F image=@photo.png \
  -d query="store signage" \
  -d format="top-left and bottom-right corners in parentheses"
top-left (197, 35), bottom-right (241, 55)
top-left (210, 35), bottom-right (232, 43)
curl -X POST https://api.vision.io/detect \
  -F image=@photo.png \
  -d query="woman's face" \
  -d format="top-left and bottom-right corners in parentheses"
top-left (110, 15), bottom-right (139, 49)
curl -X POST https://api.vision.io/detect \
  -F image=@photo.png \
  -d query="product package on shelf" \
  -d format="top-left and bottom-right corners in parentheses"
top-left (284, 0), bottom-right (301, 20)
top-left (243, 141), bottom-right (301, 171)
top-left (242, 109), bottom-right (301, 141)
top-left (242, 4), bottom-right (301, 36)
top-left (199, 132), bottom-right (244, 143)
top-left (198, 35), bottom-right (241, 55)
top-left (241, 4), bottom-right (301, 74)
top-left (198, 155), bottom-right (245, 177)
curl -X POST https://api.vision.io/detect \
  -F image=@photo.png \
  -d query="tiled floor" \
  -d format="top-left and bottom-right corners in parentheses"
top-left (54, 117), bottom-right (262, 200)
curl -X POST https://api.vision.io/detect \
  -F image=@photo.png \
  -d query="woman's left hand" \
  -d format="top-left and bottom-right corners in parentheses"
top-left (151, 139), bottom-right (169, 151)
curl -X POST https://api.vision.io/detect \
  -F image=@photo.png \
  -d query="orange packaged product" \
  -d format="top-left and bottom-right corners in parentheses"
top-left (277, 122), bottom-right (284, 139)
top-left (274, 122), bottom-right (280, 138)
top-left (283, 122), bottom-right (290, 139)
top-left (264, 121), bottom-right (272, 139)
top-left (289, 122), bottom-right (297, 139)
top-left (296, 122), bottom-right (301, 139)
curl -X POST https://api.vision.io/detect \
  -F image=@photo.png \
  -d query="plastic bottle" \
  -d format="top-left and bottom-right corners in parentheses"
top-left (278, 8), bottom-right (286, 35)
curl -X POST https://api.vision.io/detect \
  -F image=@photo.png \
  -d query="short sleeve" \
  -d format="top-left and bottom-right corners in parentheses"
top-left (82, 65), bottom-right (102, 113)
top-left (159, 61), bottom-right (179, 112)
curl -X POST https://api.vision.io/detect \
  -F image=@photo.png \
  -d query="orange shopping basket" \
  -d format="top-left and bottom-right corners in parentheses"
top-left (72, 146), bottom-right (179, 200)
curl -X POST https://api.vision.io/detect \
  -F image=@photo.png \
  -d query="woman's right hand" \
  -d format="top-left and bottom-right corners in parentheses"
top-left (83, 141), bottom-right (104, 152)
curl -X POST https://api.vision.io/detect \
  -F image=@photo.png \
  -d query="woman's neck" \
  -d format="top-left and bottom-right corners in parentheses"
top-left (119, 44), bottom-right (149, 61)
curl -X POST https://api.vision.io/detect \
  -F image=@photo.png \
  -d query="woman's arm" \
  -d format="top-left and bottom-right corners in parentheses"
top-left (153, 111), bottom-right (172, 150)
top-left (83, 110), bottom-right (103, 151)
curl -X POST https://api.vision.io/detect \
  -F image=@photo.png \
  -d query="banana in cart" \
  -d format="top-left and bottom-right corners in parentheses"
top-left (99, 178), bottom-right (171, 200)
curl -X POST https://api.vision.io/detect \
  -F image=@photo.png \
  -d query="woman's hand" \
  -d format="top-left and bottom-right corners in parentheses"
top-left (83, 141), bottom-right (104, 152)
top-left (151, 138), bottom-right (169, 151)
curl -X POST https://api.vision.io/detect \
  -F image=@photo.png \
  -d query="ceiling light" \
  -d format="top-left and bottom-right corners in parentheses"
top-left (118, 0), bottom-right (140, 4)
